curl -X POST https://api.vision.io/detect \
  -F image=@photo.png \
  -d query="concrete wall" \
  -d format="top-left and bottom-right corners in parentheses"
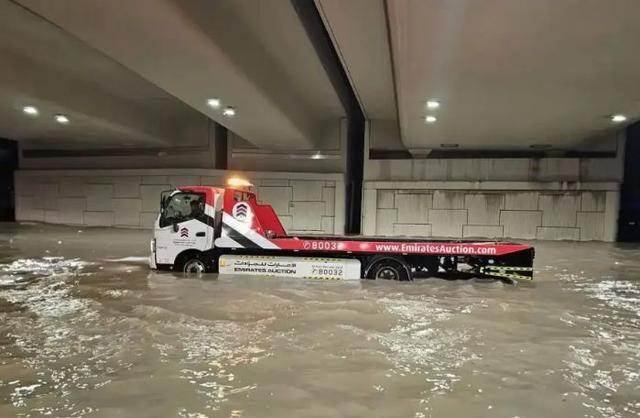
top-left (365, 157), bottom-right (624, 183)
top-left (362, 181), bottom-right (619, 241)
top-left (362, 132), bottom-right (624, 241)
top-left (15, 169), bottom-right (344, 235)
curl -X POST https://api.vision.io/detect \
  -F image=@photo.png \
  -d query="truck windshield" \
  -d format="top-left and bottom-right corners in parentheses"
top-left (160, 192), bottom-right (205, 228)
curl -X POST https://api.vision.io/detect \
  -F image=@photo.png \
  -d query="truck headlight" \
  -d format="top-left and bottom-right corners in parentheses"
top-left (150, 238), bottom-right (156, 253)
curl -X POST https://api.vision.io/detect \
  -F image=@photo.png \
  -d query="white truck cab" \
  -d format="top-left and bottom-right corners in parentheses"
top-left (150, 186), bottom-right (223, 272)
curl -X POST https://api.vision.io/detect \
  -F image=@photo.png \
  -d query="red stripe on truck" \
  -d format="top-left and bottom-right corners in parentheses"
top-left (270, 238), bottom-right (531, 257)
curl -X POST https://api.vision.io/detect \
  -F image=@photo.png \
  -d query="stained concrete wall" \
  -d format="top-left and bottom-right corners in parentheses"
top-left (365, 157), bottom-right (624, 183)
top-left (15, 169), bottom-right (344, 235)
top-left (363, 182), bottom-right (619, 241)
top-left (361, 124), bottom-right (624, 242)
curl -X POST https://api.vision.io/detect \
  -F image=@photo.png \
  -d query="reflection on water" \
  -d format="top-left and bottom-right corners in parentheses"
top-left (559, 273), bottom-right (640, 418)
top-left (0, 224), bottom-right (639, 417)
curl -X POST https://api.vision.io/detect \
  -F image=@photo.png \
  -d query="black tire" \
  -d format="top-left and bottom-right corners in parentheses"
top-left (367, 257), bottom-right (411, 281)
top-left (175, 252), bottom-right (210, 274)
top-left (183, 257), bottom-right (207, 274)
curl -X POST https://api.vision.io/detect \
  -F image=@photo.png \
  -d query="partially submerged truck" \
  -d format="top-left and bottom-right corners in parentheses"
top-left (149, 179), bottom-right (534, 283)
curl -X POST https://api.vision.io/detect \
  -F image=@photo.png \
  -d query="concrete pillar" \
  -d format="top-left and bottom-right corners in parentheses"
top-left (0, 138), bottom-right (18, 221)
top-left (618, 124), bottom-right (640, 241)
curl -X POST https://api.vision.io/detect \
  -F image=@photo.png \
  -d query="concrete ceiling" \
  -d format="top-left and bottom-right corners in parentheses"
top-left (320, 0), bottom-right (640, 152)
top-left (317, 0), bottom-right (403, 151)
top-left (4, 0), bottom-right (640, 155)
top-left (0, 0), bottom-right (207, 148)
top-left (14, 0), bottom-right (344, 150)
top-left (317, 0), bottom-right (396, 122)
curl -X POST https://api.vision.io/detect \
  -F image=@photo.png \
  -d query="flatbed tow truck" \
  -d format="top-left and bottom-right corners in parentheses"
top-left (149, 179), bottom-right (535, 283)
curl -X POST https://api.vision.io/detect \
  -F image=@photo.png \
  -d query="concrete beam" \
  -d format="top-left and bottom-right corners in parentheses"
top-left (0, 49), bottom-right (177, 145)
top-left (18, 0), bottom-right (321, 149)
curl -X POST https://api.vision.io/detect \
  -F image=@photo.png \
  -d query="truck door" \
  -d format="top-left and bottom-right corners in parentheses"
top-left (155, 191), bottom-right (213, 265)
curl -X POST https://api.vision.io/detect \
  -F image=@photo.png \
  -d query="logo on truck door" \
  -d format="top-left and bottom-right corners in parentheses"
top-left (180, 227), bottom-right (189, 238)
top-left (232, 202), bottom-right (251, 223)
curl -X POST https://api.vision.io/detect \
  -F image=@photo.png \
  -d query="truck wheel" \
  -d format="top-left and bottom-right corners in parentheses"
top-left (368, 257), bottom-right (411, 281)
top-left (183, 257), bottom-right (207, 273)
top-left (175, 252), bottom-right (210, 273)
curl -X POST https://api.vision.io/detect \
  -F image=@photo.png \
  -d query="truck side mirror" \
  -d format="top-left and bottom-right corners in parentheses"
top-left (173, 223), bottom-right (179, 233)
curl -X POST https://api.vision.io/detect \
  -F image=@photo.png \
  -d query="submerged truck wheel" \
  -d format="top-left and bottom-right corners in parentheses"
top-left (175, 251), bottom-right (210, 274)
top-left (183, 257), bottom-right (207, 273)
top-left (366, 256), bottom-right (411, 281)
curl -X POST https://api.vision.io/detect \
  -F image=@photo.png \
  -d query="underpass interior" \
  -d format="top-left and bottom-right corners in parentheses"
top-left (1, 1), bottom-right (639, 417)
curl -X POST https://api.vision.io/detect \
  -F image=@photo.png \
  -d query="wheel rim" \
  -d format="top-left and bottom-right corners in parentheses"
top-left (184, 259), bottom-right (206, 273)
top-left (375, 265), bottom-right (400, 280)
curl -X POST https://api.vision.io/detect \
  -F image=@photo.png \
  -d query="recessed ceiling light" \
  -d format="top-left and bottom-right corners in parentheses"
top-left (222, 107), bottom-right (236, 117)
top-left (426, 100), bottom-right (440, 109)
top-left (207, 98), bottom-right (221, 108)
top-left (55, 114), bottom-right (70, 124)
top-left (22, 106), bottom-right (39, 116)
top-left (611, 114), bottom-right (627, 123)
top-left (425, 115), bottom-right (437, 124)
top-left (440, 143), bottom-right (459, 148)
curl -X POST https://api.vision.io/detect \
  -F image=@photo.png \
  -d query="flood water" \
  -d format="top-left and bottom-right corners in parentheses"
top-left (0, 223), bottom-right (639, 418)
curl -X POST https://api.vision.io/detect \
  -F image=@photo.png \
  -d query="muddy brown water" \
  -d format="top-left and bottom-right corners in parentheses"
top-left (0, 223), bottom-right (639, 418)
